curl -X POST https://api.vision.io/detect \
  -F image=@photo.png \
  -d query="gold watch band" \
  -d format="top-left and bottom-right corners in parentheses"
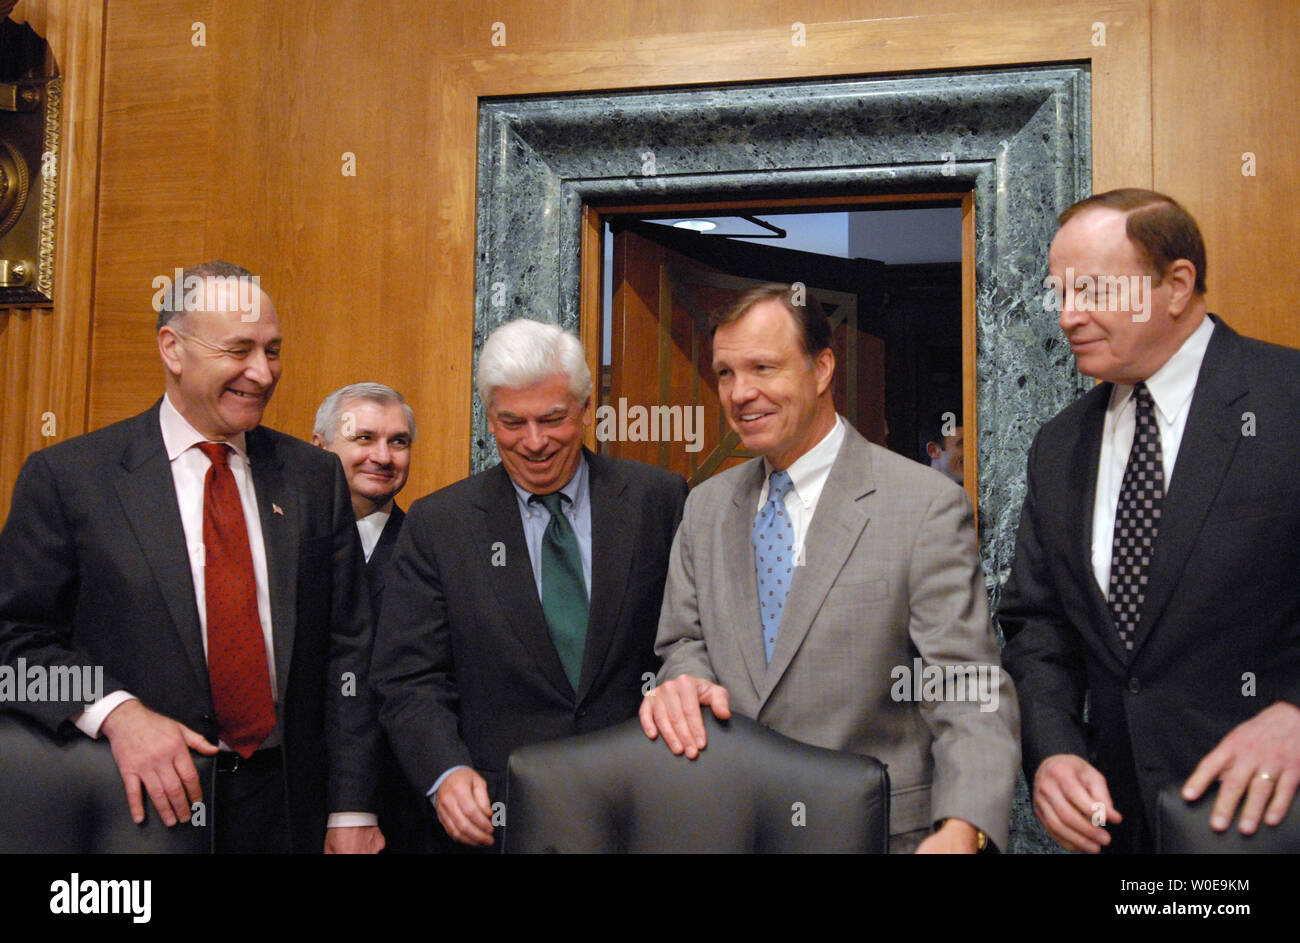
top-left (935, 817), bottom-right (990, 852)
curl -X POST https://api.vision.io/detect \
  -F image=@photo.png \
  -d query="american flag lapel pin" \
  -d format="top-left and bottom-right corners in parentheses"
top-left (272, 503), bottom-right (284, 517)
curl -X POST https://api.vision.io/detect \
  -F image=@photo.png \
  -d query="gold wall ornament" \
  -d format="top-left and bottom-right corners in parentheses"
top-left (0, 138), bottom-right (30, 237)
top-left (0, 76), bottom-right (59, 305)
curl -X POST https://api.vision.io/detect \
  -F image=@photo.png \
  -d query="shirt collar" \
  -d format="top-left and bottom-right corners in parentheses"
top-left (355, 506), bottom-right (392, 561)
top-left (1108, 315), bottom-right (1214, 426)
top-left (764, 414), bottom-right (845, 508)
top-left (159, 393), bottom-right (250, 463)
top-left (357, 506), bottom-right (392, 529)
top-left (510, 453), bottom-right (589, 513)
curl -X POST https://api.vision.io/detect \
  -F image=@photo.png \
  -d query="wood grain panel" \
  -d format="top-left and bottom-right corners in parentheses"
top-left (87, 1), bottom-right (471, 497)
top-left (87, 1), bottom-right (211, 435)
top-left (1, 0), bottom-right (1155, 512)
top-left (1152, 0), bottom-right (1300, 346)
top-left (46, 0), bottom-right (1295, 508)
top-left (1, 0), bottom-right (105, 519)
top-left (432, 0), bottom-right (1151, 493)
top-left (961, 190), bottom-right (978, 515)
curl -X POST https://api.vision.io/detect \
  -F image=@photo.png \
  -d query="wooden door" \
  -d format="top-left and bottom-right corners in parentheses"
top-left (606, 225), bottom-right (884, 486)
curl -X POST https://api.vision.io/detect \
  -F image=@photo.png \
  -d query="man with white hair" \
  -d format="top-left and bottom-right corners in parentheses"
top-left (371, 318), bottom-right (688, 849)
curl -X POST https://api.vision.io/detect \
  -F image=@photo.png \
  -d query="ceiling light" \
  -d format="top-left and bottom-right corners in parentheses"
top-left (672, 219), bottom-right (717, 232)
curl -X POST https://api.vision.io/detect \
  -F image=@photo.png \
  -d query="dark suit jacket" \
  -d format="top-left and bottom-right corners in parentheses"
top-left (1000, 317), bottom-right (1300, 837)
top-left (365, 504), bottom-right (405, 618)
top-left (371, 450), bottom-right (688, 806)
top-left (0, 401), bottom-right (379, 852)
top-left (359, 503), bottom-right (439, 853)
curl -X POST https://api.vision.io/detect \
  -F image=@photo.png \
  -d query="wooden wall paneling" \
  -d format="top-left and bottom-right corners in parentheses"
top-left (13, 0), bottom-right (1297, 512)
top-left (1, 0), bottom-right (105, 519)
top-left (961, 190), bottom-right (978, 515)
top-left (88, 1), bottom-right (471, 499)
top-left (202, 1), bottom-right (466, 495)
top-left (438, 1), bottom-right (1151, 482)
top-left (204, 2), bottom-right (421, 447)
top-left (88, 1), bottom-right (213, 430)
top-left (0, 311), bottom-right (34, 508)
top-left (81, 0), bottom-right (1153, 500)
top-left (580, 203), bottom-right (603, 451)
top-left (1152, 0), bottom-right (1300, 347)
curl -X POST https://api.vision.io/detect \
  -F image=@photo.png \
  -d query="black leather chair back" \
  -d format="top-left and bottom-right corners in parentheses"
top-left (1156, 781), bottom-right (1300, 853)
top-left (0, 713), bottom-right (211, 853)
top-left (504, 713), bottom-right (889, 853)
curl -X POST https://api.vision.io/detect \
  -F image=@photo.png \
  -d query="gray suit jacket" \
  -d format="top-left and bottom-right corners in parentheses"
top-left (656, 422), bottom-right (1019, 848)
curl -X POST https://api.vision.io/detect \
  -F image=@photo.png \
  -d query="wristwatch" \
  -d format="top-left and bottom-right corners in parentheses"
top-left (935, 817), bottom-right (990, 852)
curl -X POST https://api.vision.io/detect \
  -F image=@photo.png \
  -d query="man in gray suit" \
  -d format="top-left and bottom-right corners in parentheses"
top-left (640, 284), bottom-right (1018, 853)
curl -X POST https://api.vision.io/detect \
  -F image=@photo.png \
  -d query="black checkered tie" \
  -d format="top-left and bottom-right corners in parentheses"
top-left (1108, 382), bottom-right (1163, 652)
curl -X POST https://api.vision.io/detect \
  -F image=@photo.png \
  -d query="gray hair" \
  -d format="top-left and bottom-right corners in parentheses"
top-left (155, 260), bottom-right (260, 331)
top-left (475, 318), bottom-right (592, 409)
top-left (313, 382), bottom-right (416, 444)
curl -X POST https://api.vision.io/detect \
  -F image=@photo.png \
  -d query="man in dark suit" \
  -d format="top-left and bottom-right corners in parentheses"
top-left (0, 261), bottom-right (383, 853)
top-left (313, 381), bottom-right (433, 852)
top-left (312, 382), bottom-right (414, 616)
top-left (1001, 189), bottom-right (1300, 853)
top-left (371, 317), bottom-right (688, 849)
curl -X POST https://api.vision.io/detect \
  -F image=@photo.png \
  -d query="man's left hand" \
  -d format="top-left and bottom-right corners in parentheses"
top-left (1183, 701), bottom-right (1300, 834)
top-left (324, 825), bottom-right (386, 854)
top-left (915, 818), bottom-right (981, 854)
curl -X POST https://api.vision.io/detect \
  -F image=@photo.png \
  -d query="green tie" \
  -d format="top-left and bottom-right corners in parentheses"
top-left (535, 492), bottom-right (588, 691)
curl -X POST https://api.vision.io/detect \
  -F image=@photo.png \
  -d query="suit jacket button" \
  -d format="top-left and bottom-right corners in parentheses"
top-left (575, 708), bottom-right (587, 718)
top-left (1128, 678), bottom-right (1141, 694)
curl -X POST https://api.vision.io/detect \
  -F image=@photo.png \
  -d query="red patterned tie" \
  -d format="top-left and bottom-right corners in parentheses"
top-left (198, 442), bottom-right (275, 757)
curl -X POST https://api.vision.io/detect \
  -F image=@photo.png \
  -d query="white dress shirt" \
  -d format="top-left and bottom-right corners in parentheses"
top-left (1091, 316), bottom-right (1215, 594)
top-left (77, 394), bottom-right (278, 741)
top-left (77, 396), bottom-right (373, 828)
top-left (356, 507), bottom-right (392, 562)
top-left (756, 414), bottom-right (848, 560)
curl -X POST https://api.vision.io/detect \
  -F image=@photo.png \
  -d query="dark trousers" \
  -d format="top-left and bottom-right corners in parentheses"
top-left (213, 747), bottom-right (292, 854)
top-left (377, 734), bottom-right (439, 854)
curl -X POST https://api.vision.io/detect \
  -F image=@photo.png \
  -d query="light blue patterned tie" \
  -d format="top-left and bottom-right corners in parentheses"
top-left (753, 469), bottom-right (795, 664)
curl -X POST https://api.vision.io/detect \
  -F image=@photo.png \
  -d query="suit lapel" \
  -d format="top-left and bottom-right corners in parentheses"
top-left (366, 504), bottom-right (404, 599)
top-left (113, 406), bottom-right (210, 694)
top-left (1130, 321), bottom-right (1245, 657)
top-left (1070, 387), bottom-right (1130, 667)
top-left (761, 429), bottom-right (872, 703)
top-left (474, 466), bottom-right (574, 699)
top-left (724, 461), bottom-right (769, 700)
top-left (246, 427), bottom-right (298, 705)
top-left (581, 452), bottom-right (632, 701)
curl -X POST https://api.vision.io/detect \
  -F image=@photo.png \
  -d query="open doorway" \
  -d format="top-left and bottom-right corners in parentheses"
top-left (583, 195), bottom-right (973, 506)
